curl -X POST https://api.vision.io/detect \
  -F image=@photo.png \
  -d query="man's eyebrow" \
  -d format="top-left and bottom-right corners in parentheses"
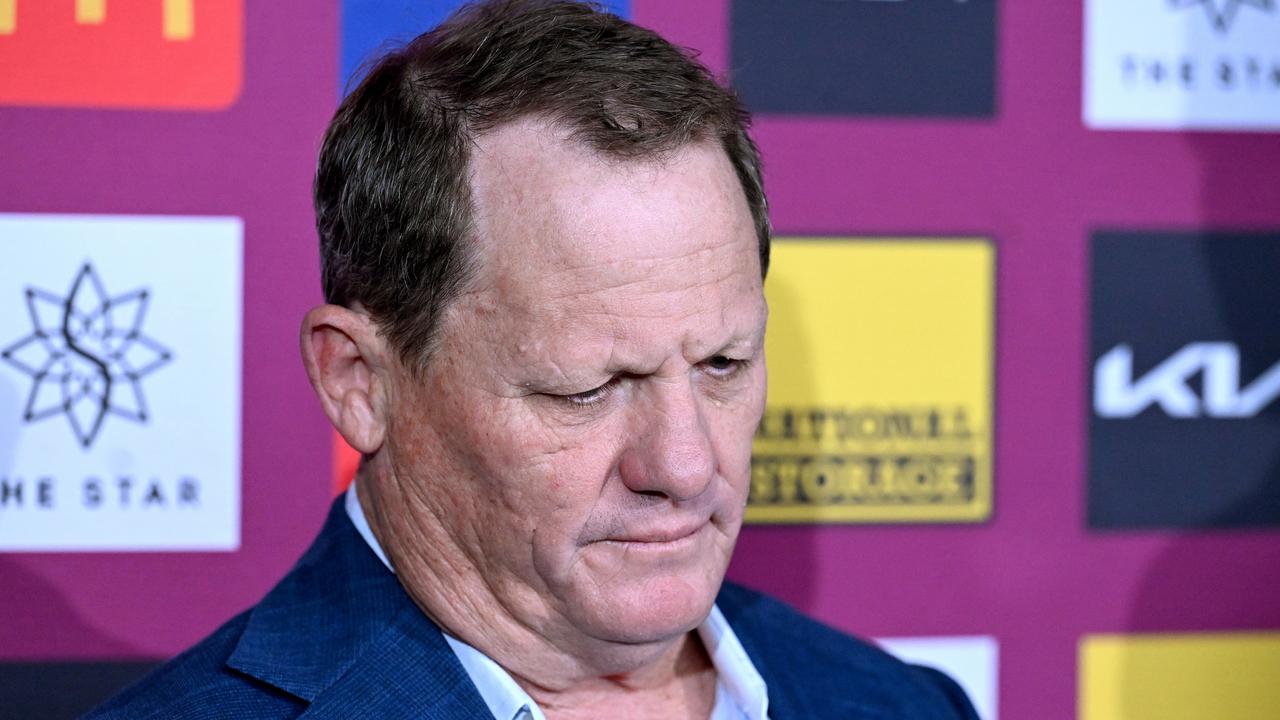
top-left (689, 327), bottom-right (767, 361)
top-left (715, 335), bottom-right (762, 353)
top-left (516, 363), bottom-right (616, 391)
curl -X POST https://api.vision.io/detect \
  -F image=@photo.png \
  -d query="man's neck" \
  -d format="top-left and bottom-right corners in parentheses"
top-left (354, 468), bottom-right (720, 716)
top-left (524, 632), bottom-right (717, 720)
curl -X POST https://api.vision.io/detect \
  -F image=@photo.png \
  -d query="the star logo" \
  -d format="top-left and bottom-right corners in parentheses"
top-left (1169, 0), bottom-right (1276, 33)
top-left (1, 262), bottom-right (173, 448)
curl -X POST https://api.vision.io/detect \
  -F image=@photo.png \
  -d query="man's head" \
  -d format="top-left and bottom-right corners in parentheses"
top-left (303, 0), bottom-right (770, 667)
top-left (314, 0), bottom-right (770, 369)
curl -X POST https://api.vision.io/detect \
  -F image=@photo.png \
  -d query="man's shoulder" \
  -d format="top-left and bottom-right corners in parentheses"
top-left (86, 499), bottom-right (395, 719)
top-left (717, 582), bottom-right (977, 719)
top-left (84, 610), bottom-right (302, 720)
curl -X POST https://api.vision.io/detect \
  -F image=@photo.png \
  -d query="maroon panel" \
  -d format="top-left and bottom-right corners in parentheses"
top-left (0, 0), bottom-right (337, 659)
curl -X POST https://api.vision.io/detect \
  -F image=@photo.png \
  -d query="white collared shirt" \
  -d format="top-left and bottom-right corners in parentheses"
top-left (345, 482), bottom-right (769, 720)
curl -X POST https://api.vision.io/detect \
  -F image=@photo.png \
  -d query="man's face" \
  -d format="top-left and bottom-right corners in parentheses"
top-left (385, 120), bottom-right (766, 649)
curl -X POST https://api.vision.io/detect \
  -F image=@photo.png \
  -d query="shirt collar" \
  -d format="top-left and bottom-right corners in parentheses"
top-left (345, 481), bottom-right (769, 720)
top-left (699, 603), bottom-right (770, 719)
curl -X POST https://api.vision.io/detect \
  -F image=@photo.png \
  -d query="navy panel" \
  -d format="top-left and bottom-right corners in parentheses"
top-left (730, 0), bottom-right (997, 117)
top-left (1089, 231), bottom-right (1280, 529)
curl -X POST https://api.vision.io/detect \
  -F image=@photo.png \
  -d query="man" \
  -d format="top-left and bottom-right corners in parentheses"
top-left (91, 2), bottom-right (977, 718)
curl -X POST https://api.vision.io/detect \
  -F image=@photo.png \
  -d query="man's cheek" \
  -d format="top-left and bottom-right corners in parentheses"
top-left (524, 449), bottom-right (602, 507)
top-left (712, 410), bottom-right (758, 460)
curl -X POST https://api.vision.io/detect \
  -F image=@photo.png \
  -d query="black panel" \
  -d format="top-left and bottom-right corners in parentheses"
top-left (730, 0), bottom-right (997, 117)
top-left (0, 661), bottom-right (158, 719)
top-left (1089, 231), bottom-right (1280, 529)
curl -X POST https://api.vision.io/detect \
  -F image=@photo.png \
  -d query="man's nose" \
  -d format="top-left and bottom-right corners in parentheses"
top-left (618, 378), bottom-right (716, 502)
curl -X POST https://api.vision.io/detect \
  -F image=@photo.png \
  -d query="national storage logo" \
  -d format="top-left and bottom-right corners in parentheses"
top-left (0, 214), bottom-right (242, 551)
top-left (1089, 231), bottom-right (1280, 529)
top-left (1084, 0), bottom-right (1280, 130)
top-left (747, 239), bottom-right (994, 524)
top-left (0, 0), bottom-right (242, 110)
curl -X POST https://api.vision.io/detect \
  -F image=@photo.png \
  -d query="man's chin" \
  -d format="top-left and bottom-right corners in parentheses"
top-left (572, 573), bottom-right (721, 646)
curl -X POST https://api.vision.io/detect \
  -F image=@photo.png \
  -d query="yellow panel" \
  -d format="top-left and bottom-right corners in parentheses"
top-left (747, 238), bottom-right (995, 523)
top-left (1080, 632), bottom-right (1280, 720)
top-left (162, 0), bottom-right (194, 41)
top-left (75, 0), bottom-right (106, 25)
top-left (0, 0), bottom-right (14, 35)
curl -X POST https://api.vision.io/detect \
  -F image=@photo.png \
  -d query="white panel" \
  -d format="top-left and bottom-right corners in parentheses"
top-left (0, 213), bottom-right (242, 550)
top-left (1084, 0), bottom-right (1280, 131)
top-left (878, 635), bottom-right (998, 720)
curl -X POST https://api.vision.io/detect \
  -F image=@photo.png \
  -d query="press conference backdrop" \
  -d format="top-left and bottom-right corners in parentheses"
top-left (1, 1), bottom-right (1278, 718)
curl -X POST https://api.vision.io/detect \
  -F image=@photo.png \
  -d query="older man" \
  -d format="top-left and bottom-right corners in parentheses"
top-left (91, 2), bottom-right (976, 718)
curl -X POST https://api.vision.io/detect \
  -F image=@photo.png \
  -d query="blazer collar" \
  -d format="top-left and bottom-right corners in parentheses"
top-left (226, 499), bottom-right (491, 719)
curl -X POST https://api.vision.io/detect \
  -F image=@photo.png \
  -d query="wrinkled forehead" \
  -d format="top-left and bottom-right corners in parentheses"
top-left (464, 117), bottom-right (759, 301)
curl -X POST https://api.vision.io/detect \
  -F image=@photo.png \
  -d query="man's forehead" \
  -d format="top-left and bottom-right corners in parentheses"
top-left (446, 119), bottom-right (764, 373)
top-left (465, 117), bottom-right (754, 281)
top-left (498, 297), bottom-right (767, 384)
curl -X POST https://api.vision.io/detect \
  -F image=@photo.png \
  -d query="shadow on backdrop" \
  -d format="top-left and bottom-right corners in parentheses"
top-left (728, 265), bottom-right (821, 615)
top-left (1114, 110), bottom-right (1280, 716)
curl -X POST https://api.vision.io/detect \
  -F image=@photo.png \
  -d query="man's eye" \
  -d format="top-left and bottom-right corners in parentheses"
top-left (702, 355), bottom-right (746, 378)
top-left (555, 377), bottom-right (618, 407)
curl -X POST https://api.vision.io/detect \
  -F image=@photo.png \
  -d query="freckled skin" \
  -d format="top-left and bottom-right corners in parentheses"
top-left (357, 118), bottom-right (767, 717)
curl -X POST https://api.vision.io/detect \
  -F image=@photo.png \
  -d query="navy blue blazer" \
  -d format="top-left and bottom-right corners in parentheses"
top-left (89, 500), bottom-right (978, 719)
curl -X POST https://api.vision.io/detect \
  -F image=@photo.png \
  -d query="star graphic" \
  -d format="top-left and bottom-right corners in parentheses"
top-left (1, 262), bottom-right (173, 448)
top-left (1169, 0), bottom-right (1276, 33)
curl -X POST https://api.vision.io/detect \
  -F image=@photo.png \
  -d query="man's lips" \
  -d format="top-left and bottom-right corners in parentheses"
top-left (600, 520), bottom-right (708, 544)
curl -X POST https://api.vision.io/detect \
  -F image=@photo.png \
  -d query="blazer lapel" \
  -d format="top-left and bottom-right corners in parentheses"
top-left (225, 500), bottom-right (492, 719)
top-left (298, 603), bottom-right (492, 720)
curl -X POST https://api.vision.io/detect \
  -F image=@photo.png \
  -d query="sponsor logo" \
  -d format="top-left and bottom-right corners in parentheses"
top-left (878, 636), bottom-right (999, 720)
top-left (0, 214), bottom-right (241, 550)
top-left (2, 263), bottom-right (173, 448)
top-left (1089, 231), bottom-right (1280, 529)
top-left (1080, 632), bottom-right (1280, 720)
top-left (1084, 0), bottom-right (1280, 130)
top-left (1171, 0), bottom-right (1275, 33)
top-left (1095, 343), bottom-right (1280, 418)
top-left (0, 0), bottom-right (242, 109)
top-left (730, 0), bottom-right (996, 117)
top-left (747, 239), bottom-right (994, 523)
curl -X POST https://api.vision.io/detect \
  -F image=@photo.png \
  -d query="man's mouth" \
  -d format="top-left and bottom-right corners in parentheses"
top-left (601, 520), bottom-right (707, 546)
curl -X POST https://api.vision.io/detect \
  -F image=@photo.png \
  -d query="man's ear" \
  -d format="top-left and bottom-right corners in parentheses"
top-left (300, 305), bottom-right (389, 455)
